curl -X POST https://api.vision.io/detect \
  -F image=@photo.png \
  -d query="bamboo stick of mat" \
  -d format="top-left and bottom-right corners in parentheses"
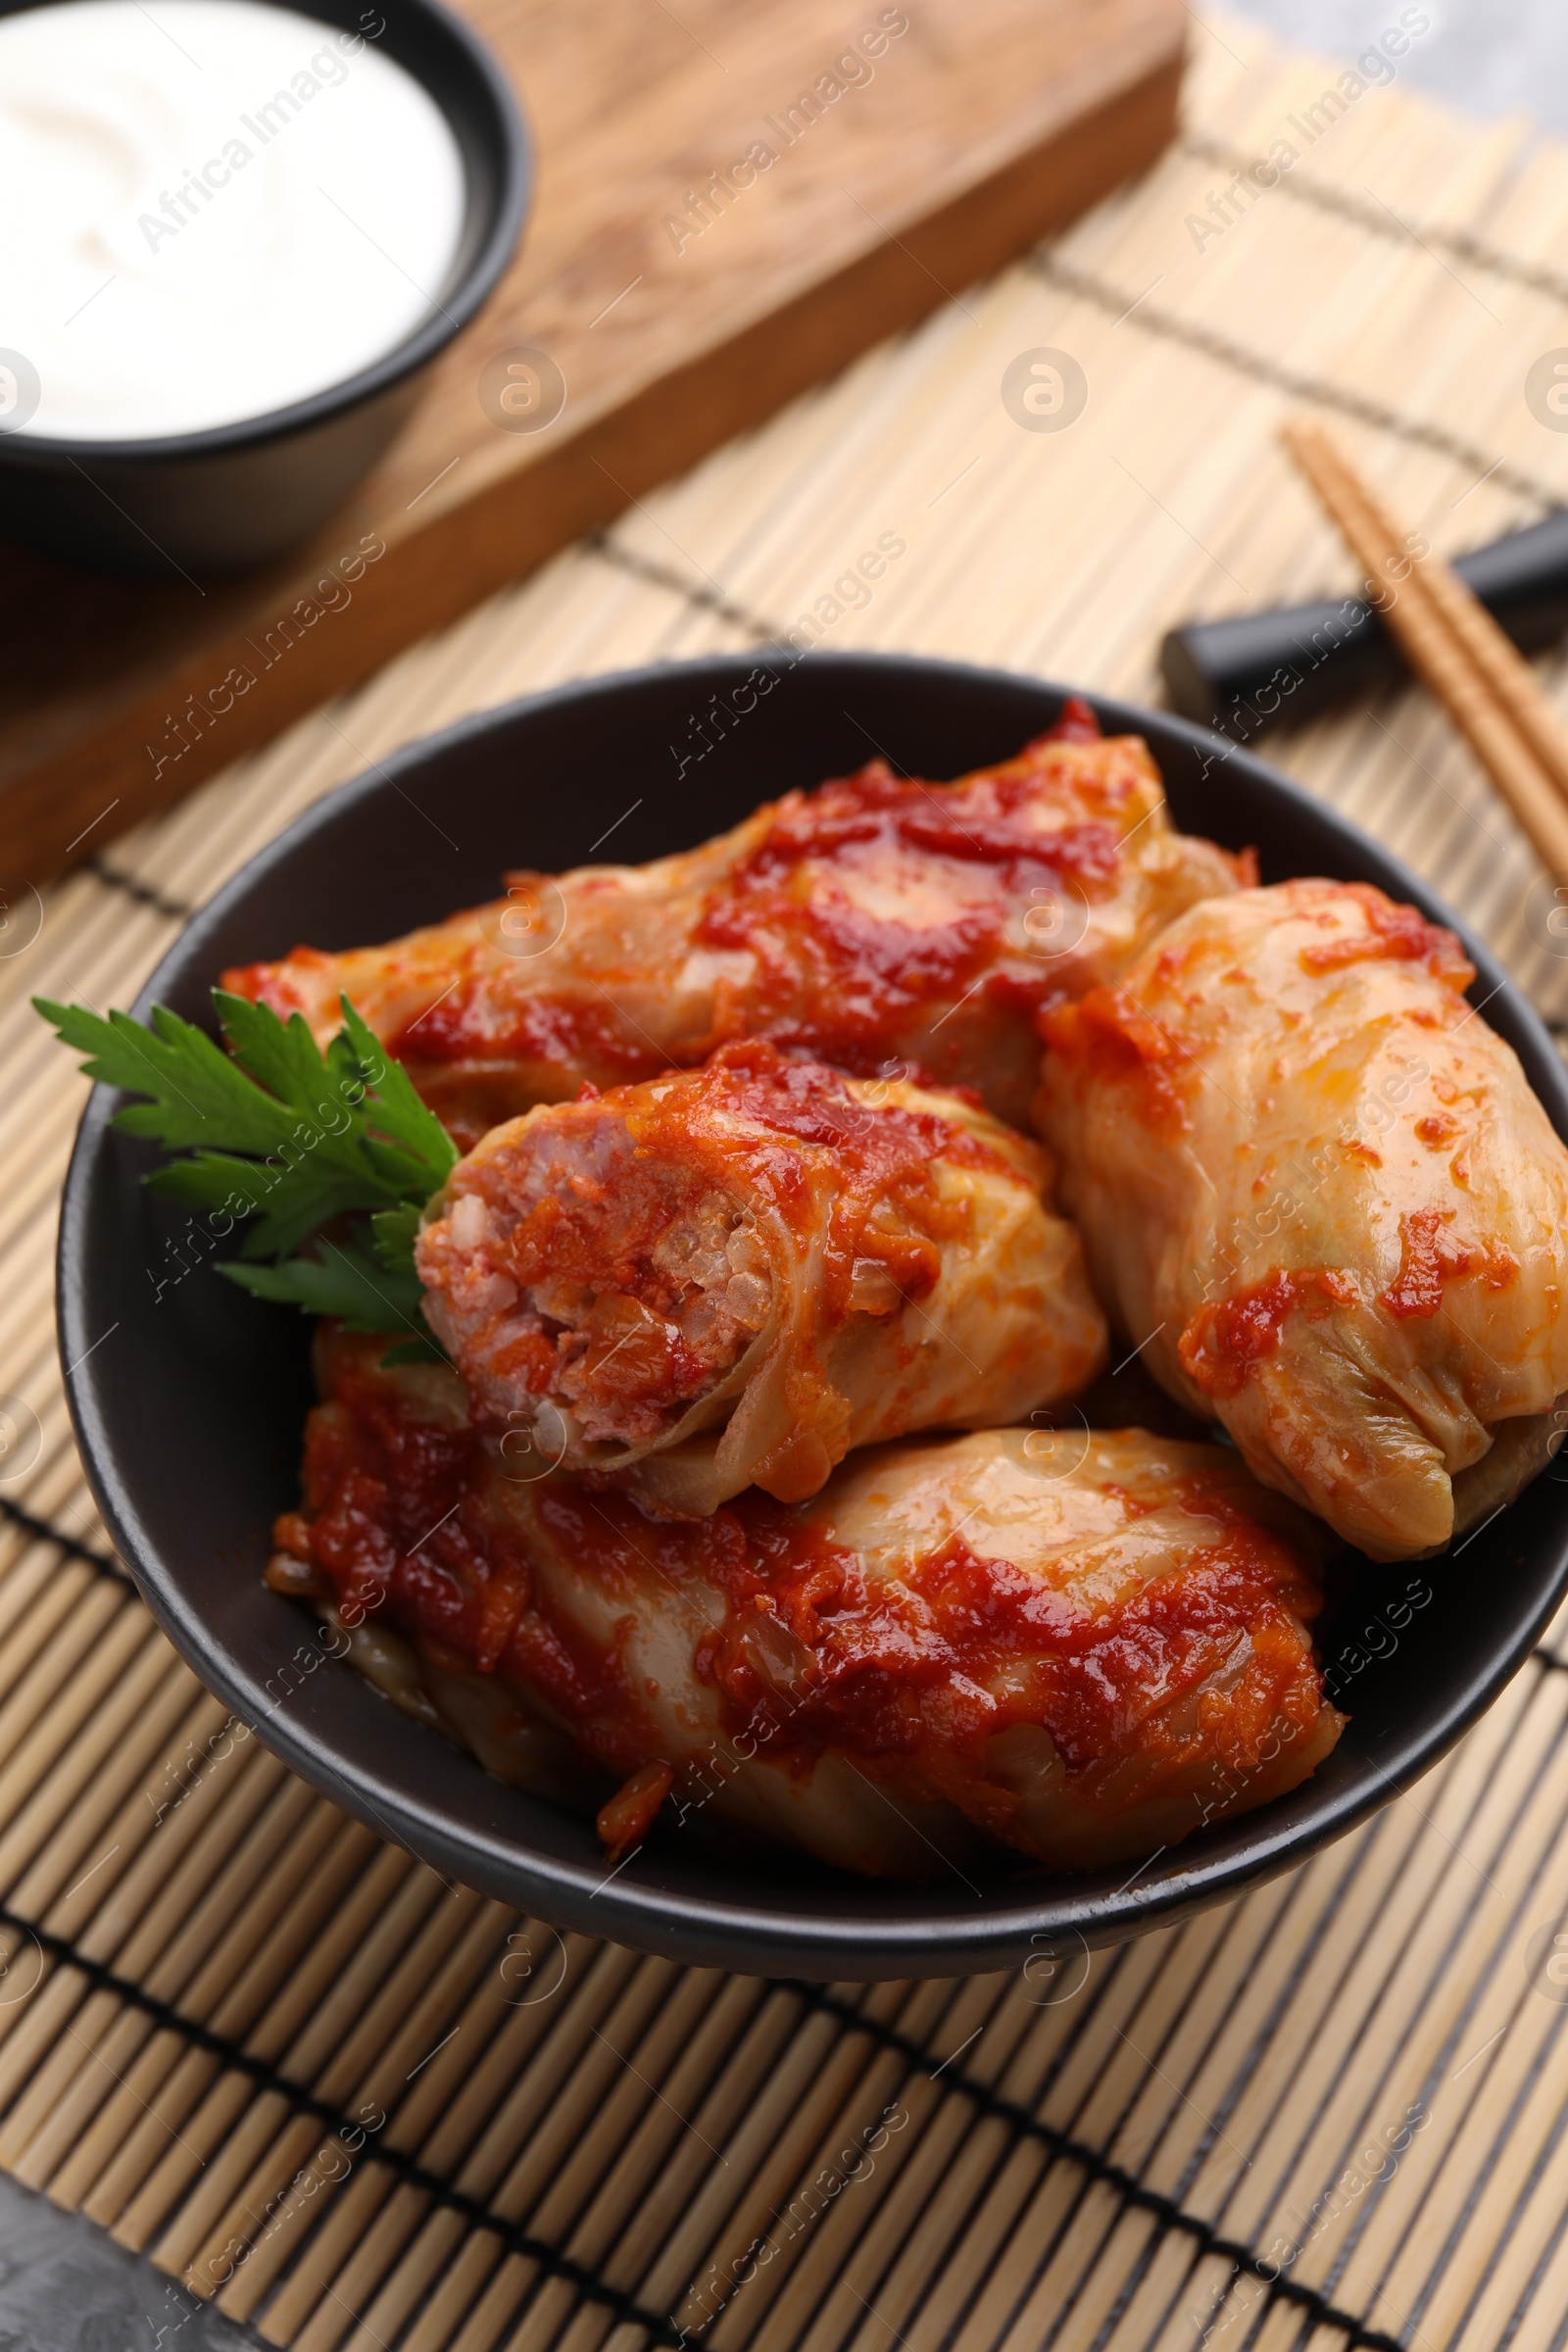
top-left (1280, 416), bottom-right (1568, 881)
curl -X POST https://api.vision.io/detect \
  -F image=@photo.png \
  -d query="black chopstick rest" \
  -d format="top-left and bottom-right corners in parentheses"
top-left (1160, 508), bottom-right (1568, 741)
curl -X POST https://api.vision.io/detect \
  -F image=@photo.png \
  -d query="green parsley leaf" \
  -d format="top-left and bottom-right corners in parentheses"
top-left (220, 1224), bottom-right (426, 1332)
top-left (368, 1200), bottom-right (424, 1270)
top-left (37, 988), bottom-right (460, 1337)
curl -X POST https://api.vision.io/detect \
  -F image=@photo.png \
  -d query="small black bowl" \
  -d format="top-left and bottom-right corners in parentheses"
top-left (0, 0), bottom-right (529, 578)
top-left (57, 653), bottom-right (1568, 1979)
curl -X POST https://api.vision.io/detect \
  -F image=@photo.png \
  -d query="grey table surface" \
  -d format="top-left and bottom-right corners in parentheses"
top-left (4, 0), bottom-right (1559, 2344)
top-left (1221, 0), bottom-right (1568, 137)
top-left (0, 2175), bottom-right (253, 2350)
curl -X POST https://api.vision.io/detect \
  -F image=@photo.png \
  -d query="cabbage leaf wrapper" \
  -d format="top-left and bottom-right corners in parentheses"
top-left (416, 1042), bottom-right (1107, 1513)
top-left (270, 1332), bottom-right (1345, 1878)
top-left (224, 713), bottom-right (1245, 1145)
top-left (1039, 879), bottom-right (1568, 1560)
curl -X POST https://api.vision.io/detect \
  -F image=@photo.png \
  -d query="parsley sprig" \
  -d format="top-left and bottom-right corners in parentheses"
top-left (37, 989), bottom-right (458, 1348)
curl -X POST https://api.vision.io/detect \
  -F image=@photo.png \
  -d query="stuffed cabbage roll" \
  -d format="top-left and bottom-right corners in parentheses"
top-left (415, 1042), bottom-right (1106, 1514)
top-left (270, 1331), bottom-right (1343, 1877)
top-left (224, 710), bottom-right (1245, 1144)
top-left (1038, 879), bottom-right (1568, 1560)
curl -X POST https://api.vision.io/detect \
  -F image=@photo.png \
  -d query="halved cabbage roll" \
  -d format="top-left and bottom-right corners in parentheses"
top-left (270, 1331), bottom-right (1344, 1877)
top-left (1038, 879), bottom-right (1568, 1560)
top-left (415, 1042), bottom-right (1106, 1513)
top-left (224, 710), bottom-right (1245, 1144)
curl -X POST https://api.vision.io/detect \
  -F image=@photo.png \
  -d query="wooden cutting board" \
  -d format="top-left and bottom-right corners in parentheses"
top-left (1, 0), bottom-right (1183, 884)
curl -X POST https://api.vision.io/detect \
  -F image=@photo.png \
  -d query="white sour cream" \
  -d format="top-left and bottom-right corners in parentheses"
top-left (0, 0), bottom-right (467, 440)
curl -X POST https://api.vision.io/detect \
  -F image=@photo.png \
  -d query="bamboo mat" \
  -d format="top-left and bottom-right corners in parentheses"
top-left (10, 15), bottom-right (1568, 2348)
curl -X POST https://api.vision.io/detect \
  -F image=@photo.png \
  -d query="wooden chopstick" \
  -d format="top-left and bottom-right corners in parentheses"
top-left (1280, 417), bottom-right (1568, 881)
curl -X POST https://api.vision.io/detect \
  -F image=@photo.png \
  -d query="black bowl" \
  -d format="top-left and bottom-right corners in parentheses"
top-left (57, 653), bottom-right (1568, 1979)
top-left (0, 0), bottom-right (529, 577)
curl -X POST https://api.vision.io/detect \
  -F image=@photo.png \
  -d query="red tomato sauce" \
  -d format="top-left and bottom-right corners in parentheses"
top-left (1180, 1268), bottom-right (1359, 1397)
top-left (381, 722), bottom-right (1158, 1080)
top-left (693, 735), bottom-right (1137, 1070)
top-left (1380, 1207), bottom-right (1518, 1319)
top-left (614, 1042), bottom-right (1006, 1319)
top-left (288, 1362), bottom-right (660, 1763)
top-left (1041, 984), bottom-right (1191, 1134)
top-left (225, 712), bottom-right (1195, 1111)
top-left (390, 981), bottom-right (656, 1078)
top-left (1298, 885), bottom-right (1474, 988)
top-left (282, 1339), bottom-right (1322, 1797)
top-left (428, 1042), bottom-right (1024, 1436)
top-left (536, 1474), bottom-right (1322, 1776)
